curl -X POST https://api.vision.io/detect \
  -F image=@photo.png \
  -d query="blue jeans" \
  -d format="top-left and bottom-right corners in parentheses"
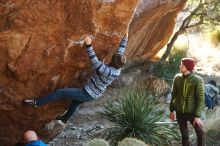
top-left (36, 88), bottom-right (93, 121)
top-left (205, 93), bottom-right (213, 109)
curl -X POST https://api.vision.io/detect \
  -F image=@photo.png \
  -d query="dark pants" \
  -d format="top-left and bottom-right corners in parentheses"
top-left (176, 113), bottom-right (205, 146)
top-left (36, 88), bottom-right (94, 122)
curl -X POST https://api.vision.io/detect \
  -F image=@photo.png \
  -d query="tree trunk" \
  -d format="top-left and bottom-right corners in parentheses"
top-left (160, 31), bottom-right (181, 62)
top-left (159, 1), bottom-right (203, 62)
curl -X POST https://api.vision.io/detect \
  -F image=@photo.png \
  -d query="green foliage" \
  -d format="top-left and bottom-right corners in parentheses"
top-left (83, 139), bottom-right (109, 146)
top-left (206, 129), bottom-right (220, 140)
top-left (206, 129), bottom-right (220, 145)
top-left (160, 0), bottom-right (220, 62)
top-left (186, 0), bottom-right (220, 27)
top-left (96, 87), bottom-right (180, 146)
top-left (154, 45), bottom-right (188, 84)
top-left (118, 138), bottom-right (148, 146)
top-left (209, 29), bottom-right (220, 48)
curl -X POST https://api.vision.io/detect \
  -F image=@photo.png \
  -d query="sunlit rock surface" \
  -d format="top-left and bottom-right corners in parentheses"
top-left (0, 0), bottom-right (186, 145)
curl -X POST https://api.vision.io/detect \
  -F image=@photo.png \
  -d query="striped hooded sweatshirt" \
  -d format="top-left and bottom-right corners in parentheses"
top-left (170, 73), bottom-right (205, 117)
top-left (84, 37), bottom-right (128, 98)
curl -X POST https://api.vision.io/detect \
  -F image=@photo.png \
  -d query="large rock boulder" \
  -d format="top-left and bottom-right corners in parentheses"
top-left (0, 0), bottom-right (187, 145)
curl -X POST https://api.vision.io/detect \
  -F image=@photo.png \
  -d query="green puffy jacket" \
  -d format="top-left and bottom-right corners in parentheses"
top-left (170, 73), bottom-right (205, 117)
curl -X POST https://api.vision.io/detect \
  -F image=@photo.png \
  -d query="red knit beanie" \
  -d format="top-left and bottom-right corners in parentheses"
top-left (181, 58), bottom-right (195, 72)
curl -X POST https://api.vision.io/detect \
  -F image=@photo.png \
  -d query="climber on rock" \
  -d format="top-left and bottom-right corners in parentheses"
top-left (23, 29), bottom-right (129, 124)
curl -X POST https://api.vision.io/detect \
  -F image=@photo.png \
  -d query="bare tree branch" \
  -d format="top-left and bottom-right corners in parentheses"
top-left (160, 0), bottom-right (220, 62)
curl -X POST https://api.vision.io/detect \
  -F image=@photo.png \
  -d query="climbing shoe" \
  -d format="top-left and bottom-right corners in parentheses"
top-left (56, 115), bottom-right (67, 124)
top-left (23, 99), bottom-right (37, 108)
top-left (56, 120), bottom-right (67, 126)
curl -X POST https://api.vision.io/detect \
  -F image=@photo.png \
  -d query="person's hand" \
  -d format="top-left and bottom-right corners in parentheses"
top-left (83, 35), bottom-right (92, 45)
top-left (67, 39), bottom-right (74, 48)
top-left (169, 112), bottom-right (175, 121)
top-left (193, 117), bottom-right (203, 127)
top-left (124, 28), bottom-right (129, 38)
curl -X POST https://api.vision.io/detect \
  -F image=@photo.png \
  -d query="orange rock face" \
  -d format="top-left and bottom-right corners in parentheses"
top-left (0, 0), bottom-right (186, 145)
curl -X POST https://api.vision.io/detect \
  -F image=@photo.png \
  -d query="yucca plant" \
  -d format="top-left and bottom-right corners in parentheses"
top-left (96, 87), bottom-right (180, 146)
